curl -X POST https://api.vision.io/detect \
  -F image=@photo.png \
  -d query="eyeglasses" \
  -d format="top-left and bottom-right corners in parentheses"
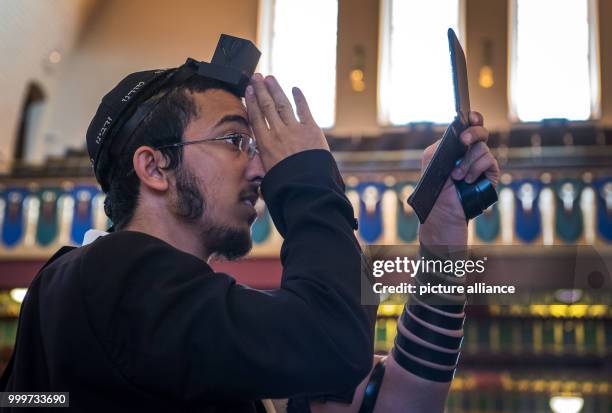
top-left (155, 133), bottom-right (259, 159)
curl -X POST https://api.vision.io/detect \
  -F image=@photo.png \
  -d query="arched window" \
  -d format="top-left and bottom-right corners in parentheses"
top-left (14, 82), bottom-right (46, 161)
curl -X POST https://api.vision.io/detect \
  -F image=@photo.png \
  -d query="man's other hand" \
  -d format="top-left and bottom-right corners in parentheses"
top-left (245, 74), bottom-right (330, 171)
top-left (419, 111), bottom-right (500, 246)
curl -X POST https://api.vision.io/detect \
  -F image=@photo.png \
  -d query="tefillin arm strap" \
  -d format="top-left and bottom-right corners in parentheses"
top-left (109, 64), bottom-right (199, 162)
top-left (357, 360), bottom-right (386, 413)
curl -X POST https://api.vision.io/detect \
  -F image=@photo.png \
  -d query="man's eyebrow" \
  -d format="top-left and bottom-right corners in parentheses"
top-left (214, 114), bottom-right (250, 130)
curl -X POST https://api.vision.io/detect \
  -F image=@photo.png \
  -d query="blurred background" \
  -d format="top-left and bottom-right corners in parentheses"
top-left (1, 0), bottom-right (611, 411)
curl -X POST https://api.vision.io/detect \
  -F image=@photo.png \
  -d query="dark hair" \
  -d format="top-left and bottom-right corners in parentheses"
top-left (104, 77), bottom-right (239, 229)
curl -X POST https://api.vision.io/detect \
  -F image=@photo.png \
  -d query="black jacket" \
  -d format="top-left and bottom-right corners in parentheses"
top-left (1, 150), bottom-right (375, 412)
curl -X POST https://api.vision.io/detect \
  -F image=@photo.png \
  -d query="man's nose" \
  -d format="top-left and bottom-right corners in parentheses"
top-left (245, 152), bottom-right (265, 182)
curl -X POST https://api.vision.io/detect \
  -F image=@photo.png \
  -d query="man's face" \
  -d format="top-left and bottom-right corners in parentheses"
top-left (170, 89), bottom-right (264, 260)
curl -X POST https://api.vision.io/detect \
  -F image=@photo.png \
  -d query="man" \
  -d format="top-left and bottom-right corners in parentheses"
top-left (1, 66), bottom-right (372, 412)
top-left (1, 62), bottom-right (498, 412)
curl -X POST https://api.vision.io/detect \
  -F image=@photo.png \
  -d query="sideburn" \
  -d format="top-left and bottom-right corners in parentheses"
top-left (171, 164), bottom-right (205, 221)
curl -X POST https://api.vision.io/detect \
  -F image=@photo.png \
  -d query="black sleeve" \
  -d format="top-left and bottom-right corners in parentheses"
top-left (81, 149), bottom-right (373, 402)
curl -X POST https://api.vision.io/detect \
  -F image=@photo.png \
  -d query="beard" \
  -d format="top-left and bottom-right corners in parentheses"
top-left (171, 163), bottom-right (252, 260)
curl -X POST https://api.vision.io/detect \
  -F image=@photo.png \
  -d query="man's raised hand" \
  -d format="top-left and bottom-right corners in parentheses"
top-left (419, 111), bottom-right (500, 246)
top-left (245, 73), bottom-right (329, 171)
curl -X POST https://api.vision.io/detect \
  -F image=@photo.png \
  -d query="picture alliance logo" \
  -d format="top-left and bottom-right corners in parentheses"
top-left (371, 256), bottom-right (488, 278)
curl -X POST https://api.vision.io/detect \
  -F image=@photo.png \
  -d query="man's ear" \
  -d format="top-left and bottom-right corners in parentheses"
top-left (132, 146), bottom-right (170, 192)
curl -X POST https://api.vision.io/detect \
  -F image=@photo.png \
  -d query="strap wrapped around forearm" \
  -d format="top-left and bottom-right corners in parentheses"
top-left (357, 361), bottom-right (386, 413)
top-left (391, 347), bottom-right (456, 383)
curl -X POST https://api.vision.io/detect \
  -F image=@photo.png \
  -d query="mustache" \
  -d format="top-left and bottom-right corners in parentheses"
top-left (238, 184), bottom-right (261, 200)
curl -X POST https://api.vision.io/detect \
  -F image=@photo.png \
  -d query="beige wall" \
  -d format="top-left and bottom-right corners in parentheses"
top-left (0, 0), bottom-right (97, 170)
top-left (335, 0), bottom-right (380, 136)
top-left (465, 0), bottom-right (509, 131)
top-left (1, 0), bottom-right (611, 166)
top-left (35, 0), bottom-right (258, 163)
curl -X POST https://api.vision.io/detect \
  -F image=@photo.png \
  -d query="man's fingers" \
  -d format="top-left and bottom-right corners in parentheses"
top-left (264, 76), bottom-right (297, 125)
top-left (292, 87), bottom-right (315, 125)
top-left (245, 85), bottom-right (269, 138)
top-left (464, 153), bottom-right (498, 184)
top-left (251, 73), bottom-right (284, 130)
top-left (469, 111), bottom-right (484, 126)
top-left (460, 125), bottom-right (488, 146)
top-left (451, 142), bottom-right (488, 180)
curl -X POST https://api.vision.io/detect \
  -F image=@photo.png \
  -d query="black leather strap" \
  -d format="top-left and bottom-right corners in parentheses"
top-left (109, 66), bottom-right (197, 162)
top-left (407, 302), bottom-right (465, 330)
top-left (357, 360), bottom-right (386, 413)
top-left (395, 334), bottom-right (460, 366)
top-left (391, 347), bottom-right (456, 383)
top-left (401, 311), bottom-right (463, 350)
top-left (425, 301), bottom-right (466, 314)
top-left (411, 278), bottom-right (467, 311)
top-left (407, 119), bottom-right (467, 224)
top-left (416, 269), bottom-right (465, 288)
